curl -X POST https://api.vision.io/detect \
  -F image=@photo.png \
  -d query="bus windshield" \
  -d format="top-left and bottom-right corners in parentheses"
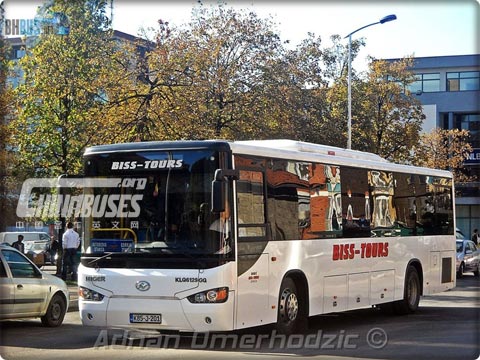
top-left (82, 149), bottom-right (231, 258)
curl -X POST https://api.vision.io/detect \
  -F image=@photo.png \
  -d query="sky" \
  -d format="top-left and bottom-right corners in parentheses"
top-left (4, 0), bottom-right (479, 72)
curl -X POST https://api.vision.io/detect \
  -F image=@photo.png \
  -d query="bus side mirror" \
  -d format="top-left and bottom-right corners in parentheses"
top-left (211, 169), bottom-right (239, 213)
top-left (211, 179), bottom-right (225, 213)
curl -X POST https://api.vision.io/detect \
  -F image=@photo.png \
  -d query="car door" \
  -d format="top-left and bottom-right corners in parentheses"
top-left (0, 258), bottom-right (14, 317)
top-left (2, 249), bottom-right (49, 316)
top-left (464, 241), bottom-right (476, 272)
top-left (467, 241), bottom-right (480, 271)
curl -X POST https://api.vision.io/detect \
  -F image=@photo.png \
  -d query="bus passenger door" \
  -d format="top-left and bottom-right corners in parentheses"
top-left (236, 253), bottom-right (270, 329)
top-left (234, 167), bottom-right (271, 329)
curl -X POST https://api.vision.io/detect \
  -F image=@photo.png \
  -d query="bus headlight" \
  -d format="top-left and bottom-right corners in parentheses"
top-left (187, 287), bottom-right (228, 304)
top-left (79, 286), bottom-right (105, 301)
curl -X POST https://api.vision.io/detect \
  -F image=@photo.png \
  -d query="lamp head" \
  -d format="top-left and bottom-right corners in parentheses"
top-left (380, 14), bottom-right (397, 24)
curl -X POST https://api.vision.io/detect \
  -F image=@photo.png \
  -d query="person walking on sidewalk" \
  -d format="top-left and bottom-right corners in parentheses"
top-left (62, 222), bottom-right (80, 281)
top-left (472, 228), bottom-right (479, 245)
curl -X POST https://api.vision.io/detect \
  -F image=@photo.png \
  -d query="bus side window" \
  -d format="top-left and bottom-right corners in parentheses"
top-left (340, 167), bottom-right (371, 238)
top-left (237, 170), bottom-right (267, 239)
top-left (368, 170), bottom-right (396, 236)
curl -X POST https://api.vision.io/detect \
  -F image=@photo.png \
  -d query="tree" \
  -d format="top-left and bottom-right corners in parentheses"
top-left (120, 4), bottom-right (285, 141)
top-left (0, 24), bottom-right (19, 230)
top-left (10, 0), bottom-right (131, 177)
top-left (350, 58), bottom-right (424, 162)
top-left (133, 11), bottom-right (368, 144)
top-left (413, 128), bottom-right (473, 183)
top-left (295, 35), bottom-right (365, 147)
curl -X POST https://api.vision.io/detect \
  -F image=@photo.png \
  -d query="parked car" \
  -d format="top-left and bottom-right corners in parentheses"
top-left (0, 231), bottom-right (50, 245)
top-left (0, 232), bottom-right (53, 267)
top-left (456, 228), bottom-right (465, 240)
top-left (456, 239), bottom-right (480, 278)
top-left (0, 244), bottom-right (69, 326)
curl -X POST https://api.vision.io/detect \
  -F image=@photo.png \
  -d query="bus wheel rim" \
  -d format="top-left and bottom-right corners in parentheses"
top-left (280, 289), bottom-right (298, 321)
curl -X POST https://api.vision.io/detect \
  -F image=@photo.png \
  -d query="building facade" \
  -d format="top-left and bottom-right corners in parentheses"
top-left (398, 55), bottom-right (479, 238)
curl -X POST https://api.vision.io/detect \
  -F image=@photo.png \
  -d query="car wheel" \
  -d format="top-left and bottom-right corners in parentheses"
top-left (457, 262), bottom-right (465, 278)
top-left (41, 294), bottom-right (66, 327)
top-left (276, 277), bottom-right (307, 335)
top-left (474, 265), bottom-right (479, 277)
top-left (394, 265), bottom-right (421, 315)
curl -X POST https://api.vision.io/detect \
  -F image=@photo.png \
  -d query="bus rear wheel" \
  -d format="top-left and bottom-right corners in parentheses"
top-left (276, 277), bottom-right (306, 334)
top-left (394, 265), bottom-right (421, 315)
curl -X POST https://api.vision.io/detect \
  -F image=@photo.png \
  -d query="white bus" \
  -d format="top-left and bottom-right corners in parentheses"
top-left (78, 139), bottom-right (456, 334)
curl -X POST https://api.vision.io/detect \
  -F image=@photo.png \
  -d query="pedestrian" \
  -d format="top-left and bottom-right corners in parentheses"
top-left (62, 222), bottom-right (80, 281)
top-left (11, 235), bottom-right (25, 253)
top-left (472, 228), bottom-right (478, 245)
top-left (49, 235), bottom-right (60, 266)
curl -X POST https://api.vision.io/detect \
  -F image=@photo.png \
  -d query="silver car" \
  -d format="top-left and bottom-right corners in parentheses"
top-left (456, 239), bottom-right (480, 278)
top-left (0, 244), bottom-right (69, 326)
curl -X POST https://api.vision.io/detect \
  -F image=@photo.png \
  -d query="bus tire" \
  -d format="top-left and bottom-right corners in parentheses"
top-left (394, 265), bottom-right (421, 315)
top-left (276, 277), bottom-right (307, 335)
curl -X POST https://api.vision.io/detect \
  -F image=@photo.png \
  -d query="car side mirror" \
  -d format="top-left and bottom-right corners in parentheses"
top-left (465, 249), bottom-right (472, 255)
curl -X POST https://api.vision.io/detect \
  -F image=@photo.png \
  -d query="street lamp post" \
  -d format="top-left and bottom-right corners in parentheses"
top-left (344, 14), bottom-right (397, 150)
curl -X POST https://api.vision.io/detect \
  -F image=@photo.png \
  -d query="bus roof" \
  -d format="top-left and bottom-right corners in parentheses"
top-left (234, 139), bottom-right (387, 162)
top-left (84, 140), bottom-right (232, 155)
top-left (84, 139), bottom-right (453, 179)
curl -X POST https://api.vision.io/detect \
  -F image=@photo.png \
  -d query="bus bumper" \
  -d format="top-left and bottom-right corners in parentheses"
top-left (79, 295), bottom-right (235, 332)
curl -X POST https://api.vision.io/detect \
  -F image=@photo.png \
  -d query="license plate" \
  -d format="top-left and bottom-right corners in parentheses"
top-left (130, 313), bottom-right (162, 324)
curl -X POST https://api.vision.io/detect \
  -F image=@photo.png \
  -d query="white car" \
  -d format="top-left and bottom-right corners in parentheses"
top-left (0, 244), bottom-right (69, 326)
top-left (456, 239), bottom-right (480, 278)
top-left (0, 231), bottom-right (51, 245)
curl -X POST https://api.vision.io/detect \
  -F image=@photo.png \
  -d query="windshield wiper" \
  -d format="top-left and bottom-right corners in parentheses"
top-left (87, 252), bottom-right (115, 265)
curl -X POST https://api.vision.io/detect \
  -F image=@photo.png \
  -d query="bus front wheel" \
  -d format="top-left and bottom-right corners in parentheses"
top-left (394, 265), bottom-right (421, 315)
top-left (276, 277), bottom-right (307, 334)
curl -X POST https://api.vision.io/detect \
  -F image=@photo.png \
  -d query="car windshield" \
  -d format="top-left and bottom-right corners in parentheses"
top-left (456, 241), bottom-right (464, 253)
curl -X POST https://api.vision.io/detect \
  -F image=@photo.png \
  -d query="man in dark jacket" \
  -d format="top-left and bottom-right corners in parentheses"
top-left (12, 235), bottom-right (25, 253)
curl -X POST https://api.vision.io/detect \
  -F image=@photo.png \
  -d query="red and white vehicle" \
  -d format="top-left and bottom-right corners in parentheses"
top-left (78, 140), bottom-right (456, 333)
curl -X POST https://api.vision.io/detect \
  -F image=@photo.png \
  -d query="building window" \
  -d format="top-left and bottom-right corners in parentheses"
top-left (447, 71), bottom-right (480, 91)
top-left (16, 49), bottom-right (26, 59)
top-left (10, 46), bottom-right (26, 60)
top-left (408, 73), bottom-right (440, 93)
top-left (460, 113), bottom-right (480, 148)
